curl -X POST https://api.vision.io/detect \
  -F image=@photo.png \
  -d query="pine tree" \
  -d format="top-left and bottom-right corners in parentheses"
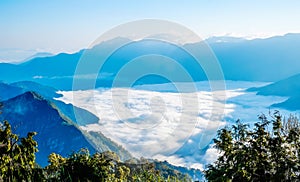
top-left (204, 112), bottom-right (300, 181)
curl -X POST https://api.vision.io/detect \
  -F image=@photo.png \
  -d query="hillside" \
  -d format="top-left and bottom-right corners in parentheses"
top-left (248, 73), bottom-right (300, 110)
top-left (0, 81), bottom-right (99, 125)
top-left (0, 91), bottom-right (131, 166)
top-left (0, 82), bottom-right (23, 101)
top-left (250, 73), bottom-right (300, 96)
top-left (272, 95), bottom-right (300, 111)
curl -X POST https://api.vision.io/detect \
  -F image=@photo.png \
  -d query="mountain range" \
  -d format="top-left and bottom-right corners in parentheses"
top-left (208, 33), bottom-right (300, 81)
top-left (1, 34), bottom-right (300, 90)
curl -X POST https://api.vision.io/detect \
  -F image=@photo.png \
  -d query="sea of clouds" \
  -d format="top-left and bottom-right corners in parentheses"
top-left (56, 81), bottom-right (296, 170)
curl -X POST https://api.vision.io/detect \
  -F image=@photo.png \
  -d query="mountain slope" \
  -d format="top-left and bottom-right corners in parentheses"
top-left (22, 52), bottom-right (53, 62)
top-left (0, 91), bottom-right (131, 166)
top-left (0, 81), bottom-right (99, 125)
top-left (249, 73), bottom-right (300, 110)
top-left (272, 95), bottom-right (300, 111)
top-left (0, 82), bottom-right (23, 101)
top-left (0, 81), bottom-right (60, 101)
top-left (250, 74), bottom-right (300, 97)
top-left (10, 80), bottom-right (62, 98)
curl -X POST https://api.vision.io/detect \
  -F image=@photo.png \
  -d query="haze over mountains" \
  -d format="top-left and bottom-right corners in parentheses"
top-left (1, 33), bottom-right (300, 90)
top-left (0, 34), bottom-right (299, 176)
top-left (1, 33), bottom-right (298, 111)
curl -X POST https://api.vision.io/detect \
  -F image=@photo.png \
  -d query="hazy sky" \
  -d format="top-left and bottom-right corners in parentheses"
top-left (1, 0), bottom-right (300, 62)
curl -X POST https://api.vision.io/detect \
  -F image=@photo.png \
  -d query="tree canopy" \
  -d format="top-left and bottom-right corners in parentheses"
top-left (204, 112), bottom-right (300, 181)
top-left (0, 120), bottom-right (39, 181)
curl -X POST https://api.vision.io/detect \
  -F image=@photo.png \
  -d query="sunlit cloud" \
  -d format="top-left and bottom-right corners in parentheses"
top-left (56, 81), bottom-right (295, 169)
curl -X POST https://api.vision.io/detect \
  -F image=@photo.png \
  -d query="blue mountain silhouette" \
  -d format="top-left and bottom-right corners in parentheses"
top-left (0, 34), bottom-right (299, 90)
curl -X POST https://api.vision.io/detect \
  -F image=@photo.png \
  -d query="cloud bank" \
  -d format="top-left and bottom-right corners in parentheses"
top-left (56, 81), bottom-right (296, 169)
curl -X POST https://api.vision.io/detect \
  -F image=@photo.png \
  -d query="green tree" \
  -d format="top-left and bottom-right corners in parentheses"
top-left (45, 148), bottom-right (186, 181)
top-left (204, 112), bottom-right (300, 182)
top-left (45, 149), bottom-right (130, 181)
top-left (0, 120), bottom-right (39, 181)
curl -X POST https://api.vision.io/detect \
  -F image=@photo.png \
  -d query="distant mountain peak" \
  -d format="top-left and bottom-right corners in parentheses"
top-left (21, 52), bottom-right (54, 63)
top-left (205, 36), bottom-right (247, 43)
top-left (90, 36), bottom-right (132, 50)
top-left (17, 91), bottom-right (43, 100)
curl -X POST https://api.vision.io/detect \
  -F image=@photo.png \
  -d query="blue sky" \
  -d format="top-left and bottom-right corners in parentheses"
top-left (1, 0), bottom-right (300, 62)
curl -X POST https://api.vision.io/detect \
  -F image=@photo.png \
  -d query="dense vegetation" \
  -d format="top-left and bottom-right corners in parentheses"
top-left (0, 120), bottom-right (39, 181)
top-left (205, 112), bottom-right (300, 181)
top-left (0, 118), bottom-right (191, 181)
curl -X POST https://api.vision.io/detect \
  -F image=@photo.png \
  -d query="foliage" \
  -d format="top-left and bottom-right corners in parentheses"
top-left (124, 157), bottom-right (191, 182)
top-left (46, 149), bottom-right (127, 181)
top-left (204, 112), bottom-right (300, 181)
top-left (0, 117), bottom-right (190, 181)
top-left (45, 149), bottom-right (190, 181)
top-left (0, 120), bottom-right (39, 181)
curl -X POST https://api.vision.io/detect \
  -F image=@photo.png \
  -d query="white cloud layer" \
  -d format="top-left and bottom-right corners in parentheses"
top-left (56, 81), bottom-right (298, 169)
